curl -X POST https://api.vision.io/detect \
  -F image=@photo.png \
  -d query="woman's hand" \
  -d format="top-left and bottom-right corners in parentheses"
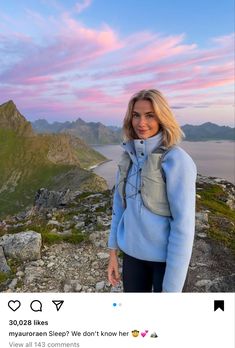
top-left (108, 249), bottom-right (120, 286)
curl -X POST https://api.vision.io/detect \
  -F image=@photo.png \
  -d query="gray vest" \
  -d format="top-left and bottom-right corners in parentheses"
top-left (117, 146), bottom-right (173, 217)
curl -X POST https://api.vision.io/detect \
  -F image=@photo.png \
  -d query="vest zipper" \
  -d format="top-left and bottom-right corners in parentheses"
top-left (123, 161), bottom-right (133, 209)
top-left (139, 167), bottom-right (142, 214)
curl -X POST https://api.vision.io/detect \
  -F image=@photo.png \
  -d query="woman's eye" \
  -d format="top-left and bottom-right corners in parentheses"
top-left (132, 114), bottom-right (155, 119)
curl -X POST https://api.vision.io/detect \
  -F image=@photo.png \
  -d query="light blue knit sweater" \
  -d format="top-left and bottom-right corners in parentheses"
top-left (108, 132), bottom-right (197, 292)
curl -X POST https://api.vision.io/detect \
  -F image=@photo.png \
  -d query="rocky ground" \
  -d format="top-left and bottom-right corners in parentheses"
top-left (15, 233), bottom-right (115, 293)
top-left (0, 174), bottom-right (234, 293)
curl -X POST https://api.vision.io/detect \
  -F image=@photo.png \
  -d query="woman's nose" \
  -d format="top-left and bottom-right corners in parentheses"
top-left (138, 116), bottom-right (147, 126)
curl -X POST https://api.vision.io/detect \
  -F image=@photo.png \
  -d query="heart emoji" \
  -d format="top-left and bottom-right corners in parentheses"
top-left (145, 330), bottom-right (148, 333)
top-left (8, 300), bottom-right (21, 312)
top-left (141, 332), bottom-right (146, 337)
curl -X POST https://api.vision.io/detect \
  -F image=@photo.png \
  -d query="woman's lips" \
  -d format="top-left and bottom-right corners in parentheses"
top-left (138, 130), bottom-right (148, 133)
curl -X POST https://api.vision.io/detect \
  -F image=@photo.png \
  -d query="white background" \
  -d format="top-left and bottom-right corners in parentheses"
top-left (0, 293), bottom-right (234, 348)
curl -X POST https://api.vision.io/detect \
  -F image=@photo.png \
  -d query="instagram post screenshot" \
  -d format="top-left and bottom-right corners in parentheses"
top-left (0, 0), bottom-right (234, 347)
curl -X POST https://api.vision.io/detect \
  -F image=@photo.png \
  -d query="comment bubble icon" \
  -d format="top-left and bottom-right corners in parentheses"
top-left (30, 300), bottom-right (42, 312)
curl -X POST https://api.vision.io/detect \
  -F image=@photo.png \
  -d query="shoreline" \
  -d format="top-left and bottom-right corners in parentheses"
top-left (87, 158), bottom-right (112, 171)
top-left (90, 142), bottom-right (235, 186)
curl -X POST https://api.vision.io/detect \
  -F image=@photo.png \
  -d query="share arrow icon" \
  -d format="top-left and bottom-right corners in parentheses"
top-left (52, 300), bottom-right (64, 311)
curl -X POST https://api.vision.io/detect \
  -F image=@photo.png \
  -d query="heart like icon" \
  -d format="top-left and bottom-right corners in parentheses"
top-left (8, 300), bottom-right (21, 312)
top-left (141, 332), bottom-right (146, 337)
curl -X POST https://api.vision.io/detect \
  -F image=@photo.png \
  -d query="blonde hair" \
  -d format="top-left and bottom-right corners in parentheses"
top-left (123, 89), bottom-right (184, 147)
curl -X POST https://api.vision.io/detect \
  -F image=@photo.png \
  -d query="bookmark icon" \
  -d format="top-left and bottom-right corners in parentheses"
top-left (214, 300), bottom-right (224, 312)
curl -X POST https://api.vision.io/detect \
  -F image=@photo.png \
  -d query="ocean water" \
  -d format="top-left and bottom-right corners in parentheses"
top-left (92, 141), bottom-right (235, 188)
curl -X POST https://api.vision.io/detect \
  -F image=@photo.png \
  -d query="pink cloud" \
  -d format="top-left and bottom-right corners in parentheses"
top-left (0, 13), bottom-right (123, 84)
top-left (23, 76), bottom-right (55, 84)
top-left (74, 88), bottom-right (111, 103)
top-left (127, 35), bottom-right (197, 67)
top-left (0, 85), bottom-right (48, 101)
top-left (93, 37), bottom-right (233, 83)
top-left (0, 8), bottom-right (234, 125)
top-left (211, 33), bottom-right (234, 46)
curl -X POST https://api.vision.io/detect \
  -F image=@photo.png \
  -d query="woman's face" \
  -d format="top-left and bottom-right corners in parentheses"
top-left (131, 99), bottom-right (160, 139)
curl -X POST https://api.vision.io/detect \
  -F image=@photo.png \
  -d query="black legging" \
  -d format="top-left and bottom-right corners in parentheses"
top-left (122, 252), bottom-right (166, 292)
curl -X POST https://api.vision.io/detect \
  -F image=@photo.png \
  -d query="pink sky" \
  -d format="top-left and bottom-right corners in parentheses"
top-left (0, 5), bottom-right (234, 126)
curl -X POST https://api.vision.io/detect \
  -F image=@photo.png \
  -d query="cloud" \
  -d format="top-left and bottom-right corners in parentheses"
top-left (0, 7), bottom-right (234, 124)
top-left (75, 0), bottom-right (92, 14)
top-left (0, 14), bottom-right (123, 84)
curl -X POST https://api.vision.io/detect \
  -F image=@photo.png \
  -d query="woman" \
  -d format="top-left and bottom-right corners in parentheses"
top-left (107, 89), bottom-right (197, 292)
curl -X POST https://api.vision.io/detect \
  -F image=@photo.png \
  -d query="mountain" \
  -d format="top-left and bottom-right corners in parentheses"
top-left (32, 118), bottom-right (123, 144)
top-left (32, 118), bottom-right (234, 144)
top-left (0, 100), bottom-right (34, 137)
top-left (32, 119), bottom-right (73, 134)
top-left (62, 118), bottom-right (123, 144)
top-left (182, 122), bottom-right (234, 141)
top-left (0, 101), bottom-right (108, 217)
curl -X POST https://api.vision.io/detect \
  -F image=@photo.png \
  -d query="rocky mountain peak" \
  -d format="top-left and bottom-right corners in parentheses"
top-left (74, 117), bottom-right (86, 126)
top-left (0, 100), bottom-right (34, 137)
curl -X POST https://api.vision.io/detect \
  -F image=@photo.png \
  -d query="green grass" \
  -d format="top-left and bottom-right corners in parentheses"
top-left (55, 211), bottom-right (78, 223)
top-left (77, 191), bottom-right (96, 200)
top-left (197, 184), bottom-right (235, 219)
top-left (196, 183), bottom-right (235, 252)
top-left (0, 272), bottom-right (10, 284)
top-left (0, 129), bottom-right (73, 216)
top-left (63, 228), bottom-right (88, 244)
top-left (0, 129), bottom-right (106, 218)
top-left (19, 222), bottom-right (88, 246)
top-left (95, 223), bottom-right (105, 231)
top-left (207, 225), bottom-right (235, 251)
top-left (0, 258), bottom-right (22, 287)
top-left (41, 230), bottom-right (87, 245)
top-left (74, 144), bottom-right (106, 169)
top-left (7, 258), bottom-right (22, 273)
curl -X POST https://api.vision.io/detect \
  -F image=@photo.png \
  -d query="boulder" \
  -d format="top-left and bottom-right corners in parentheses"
top-left (0, 231), bottom-right (41, 261)
top-left (34, 188), bottom-right (73, 209)
top-left (0, 246), bottom-right (11, 273)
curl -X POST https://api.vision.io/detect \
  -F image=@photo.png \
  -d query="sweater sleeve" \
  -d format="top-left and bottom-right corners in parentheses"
top-left (161, 147), bottom-right (197, 292)
top-left (108, 171), bottom-right (125, 249)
